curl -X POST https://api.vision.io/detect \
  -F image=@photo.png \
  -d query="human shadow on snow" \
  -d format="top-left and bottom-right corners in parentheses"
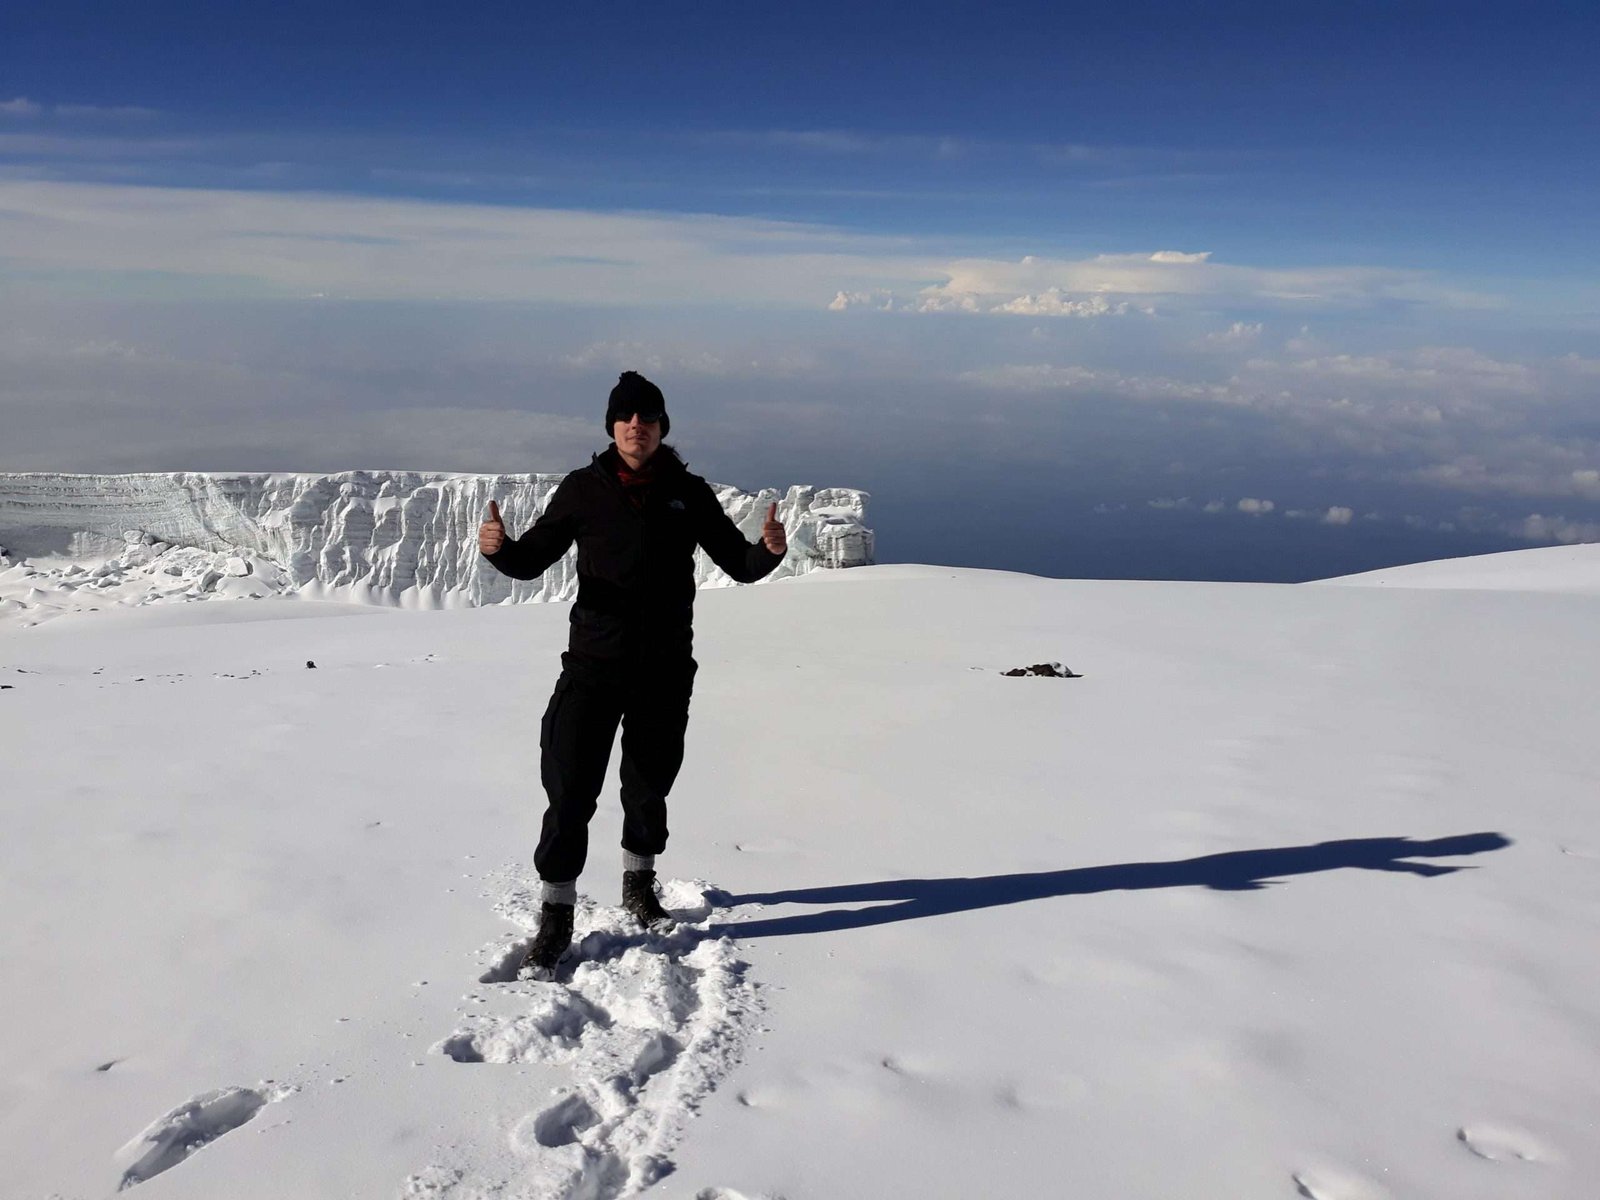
top-left (709, 833), bottom-right (1512, 941)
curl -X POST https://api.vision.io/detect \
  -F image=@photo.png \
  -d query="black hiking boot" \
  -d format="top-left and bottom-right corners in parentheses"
top-left (622, 869), bottom-right (674, 930)
top-left (521, 902), bottom-right (574, 978)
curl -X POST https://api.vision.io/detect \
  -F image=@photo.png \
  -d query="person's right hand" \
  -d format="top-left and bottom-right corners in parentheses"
top-left (478, 500), bottom-right (506, 555)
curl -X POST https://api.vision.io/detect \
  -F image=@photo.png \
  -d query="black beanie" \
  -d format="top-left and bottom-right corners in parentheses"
top-left (605, 371), bottom-right (669, 438)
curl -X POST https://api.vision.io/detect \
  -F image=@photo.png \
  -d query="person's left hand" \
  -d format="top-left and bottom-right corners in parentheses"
top-left (761, 502), bottom-right (787, 556)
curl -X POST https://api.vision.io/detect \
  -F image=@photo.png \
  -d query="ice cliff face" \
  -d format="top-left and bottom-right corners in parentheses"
top-left (0, 471), bottom-right (873, 616)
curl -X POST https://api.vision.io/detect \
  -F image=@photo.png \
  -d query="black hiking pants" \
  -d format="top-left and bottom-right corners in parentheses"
top-left (533, 655), bottom-right (697, 883)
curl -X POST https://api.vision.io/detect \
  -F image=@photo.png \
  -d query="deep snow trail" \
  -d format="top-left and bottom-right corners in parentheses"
top-left (410, 878), bottom-right (765, 1199)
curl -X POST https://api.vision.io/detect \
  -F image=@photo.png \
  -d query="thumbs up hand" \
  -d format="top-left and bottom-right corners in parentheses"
top-left (761, 501), bottom-right (786, 556)
top-left (478, 499), bottom-right (507, 556)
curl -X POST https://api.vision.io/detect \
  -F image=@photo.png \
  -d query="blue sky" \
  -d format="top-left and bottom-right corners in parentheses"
top-left (3, 1), bottom-right (1598, 579)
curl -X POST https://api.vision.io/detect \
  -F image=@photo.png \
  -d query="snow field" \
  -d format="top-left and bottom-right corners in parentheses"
top-left (3, 555), bottom-right (1599, 1197)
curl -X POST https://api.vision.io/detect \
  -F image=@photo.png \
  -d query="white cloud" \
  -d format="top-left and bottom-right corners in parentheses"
top-left (878, 251), bottom-right (1493, 318)
top-left (2, 97), bottom-right (43, 117)
top-left (962, 344), bottom-right (1600, 510)
top-left (1517, 514), bottom-right (1600, 544)
top-left (829, 289), bottom-right (898, 312)
top-left (1323, 506), bottom-right (1355, 525)
top-left (1202, 321), bottom-right (1263, 348)
top-left (1284, 325), bottom-right (1323, 355)
top-left (1152, 496), bottom-right (1305, 520)
top-left (0, 179), bottom-right (1511, 327)
top-left (0, 179), bottom-right (934, 305)
top-left (832, 289), bottom-right (1145, 321)
top-left (1406, 440), bottom-right (1600, 502)
top-left (1220, 346), bottom-right (1547, 436)
top-left (988, 291), bottom-right (1139, 318)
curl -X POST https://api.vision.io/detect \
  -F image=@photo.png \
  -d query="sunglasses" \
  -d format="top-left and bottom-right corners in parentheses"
top-left (615, 410), bottom-right (663, 424)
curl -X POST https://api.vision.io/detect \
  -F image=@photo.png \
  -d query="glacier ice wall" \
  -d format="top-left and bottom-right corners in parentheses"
top-left (0, 471), bottom-right (873, 608)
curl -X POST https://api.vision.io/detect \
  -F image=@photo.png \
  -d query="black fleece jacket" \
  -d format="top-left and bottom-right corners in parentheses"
top-left (483, 447), bottom-right (784, 662)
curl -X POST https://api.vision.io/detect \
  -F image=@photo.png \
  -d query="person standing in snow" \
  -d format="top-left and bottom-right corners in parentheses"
top-left (478, 371), bottom-right (787, 975)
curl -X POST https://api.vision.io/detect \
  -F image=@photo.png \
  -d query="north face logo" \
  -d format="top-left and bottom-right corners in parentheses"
top-left (668, 499), bottom-right (685, 510)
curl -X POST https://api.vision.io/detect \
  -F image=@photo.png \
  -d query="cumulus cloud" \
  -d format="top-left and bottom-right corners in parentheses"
top-left (853, 250), bottom-right (1493, 320)
top-left (1148, 496), bottom-right (1354, 526)
top-left (829, 289), bottom-right (898, 312)
top-left (1517, 514), bottom-right (1600, 544)
top-left (1202, 321), bottom-right (1263, 347)
top-left (989, 291), bottom-right (1141, 318)
top-left (1408, 443), bottom-right (1600, 502)
top-left (831, 286), bottom-right (1147, 319)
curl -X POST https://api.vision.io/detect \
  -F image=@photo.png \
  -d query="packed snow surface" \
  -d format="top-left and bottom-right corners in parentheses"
top-left (0, 471), bottom-right (873, 627)
top-left (1319, 541), bottom-right (1600, 596)
top-left (3, 551), bottom-right (1598, 1198)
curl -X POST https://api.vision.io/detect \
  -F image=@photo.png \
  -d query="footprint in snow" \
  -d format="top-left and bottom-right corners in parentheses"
top-left (1457, 1122), bottom-right (1557, 1163)
top-left (523, 1091), bottom-right (604, 1149)
top-left (1291, 1164), bottom-right (1391, 1200)
top-left (415, 878), bottom-right (761, 1200)
top-left (114, 1083), bottom-right (295, 1190)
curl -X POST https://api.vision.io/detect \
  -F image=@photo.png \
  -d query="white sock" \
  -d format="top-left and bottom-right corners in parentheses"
top-left (622, 850), bottom-right (655, 874)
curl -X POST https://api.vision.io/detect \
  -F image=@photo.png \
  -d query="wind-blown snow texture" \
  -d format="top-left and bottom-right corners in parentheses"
top-left (0, 471), bottom-right (872, 615)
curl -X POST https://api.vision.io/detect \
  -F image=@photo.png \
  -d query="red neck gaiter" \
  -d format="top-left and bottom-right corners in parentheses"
top-left (614, 456), bottom-right (656, 509)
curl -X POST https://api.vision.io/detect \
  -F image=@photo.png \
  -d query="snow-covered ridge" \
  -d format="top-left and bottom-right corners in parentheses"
top-left (1315, 542), bottom-right (1600, 596)
top-left (0, 471), bottom-right (873, 623)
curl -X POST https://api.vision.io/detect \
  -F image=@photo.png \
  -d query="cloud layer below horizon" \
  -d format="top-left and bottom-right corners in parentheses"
top-left (1, 178), bottom-right (1596, 575)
